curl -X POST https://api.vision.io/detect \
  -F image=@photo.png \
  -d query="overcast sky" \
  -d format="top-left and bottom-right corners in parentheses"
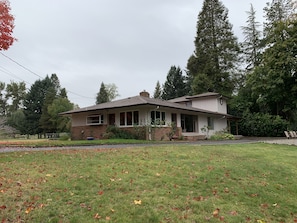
top-left (1, 0), bottom-right (267, 108)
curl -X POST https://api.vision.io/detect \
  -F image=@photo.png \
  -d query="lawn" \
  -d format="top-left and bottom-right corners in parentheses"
top-left (0, 138), bottom-right (151, 148)
top-left (0, 143), bottom-right (297, 223)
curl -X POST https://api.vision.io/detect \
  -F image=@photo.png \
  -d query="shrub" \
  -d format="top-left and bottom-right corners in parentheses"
top-left (239, 112), bottom-right (288, 137)
top-left (104, 125), bottom-right (146, 140)
top-left (210, 131), bottom-right (235, 140)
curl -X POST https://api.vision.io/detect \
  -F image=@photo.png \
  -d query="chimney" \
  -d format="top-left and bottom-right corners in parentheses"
top-left (140, 90), bottom-right (150, 98)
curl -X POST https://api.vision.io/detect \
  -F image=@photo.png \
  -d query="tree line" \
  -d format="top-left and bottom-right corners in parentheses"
top-left (153, 0), bottom-right (296, 136)
top-left (0, 74), bottom-right (73, 137)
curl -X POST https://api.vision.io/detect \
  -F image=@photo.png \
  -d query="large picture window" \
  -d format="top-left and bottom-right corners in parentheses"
top-left (151, 111), bottom-right (165, 125)
top-left (120, 111), bottom-right (139, 126)
top-left (86, 115), bottom-right (104, 125)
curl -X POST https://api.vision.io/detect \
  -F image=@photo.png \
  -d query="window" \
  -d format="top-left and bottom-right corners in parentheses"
top-left (151, 111), bottom-right (166, 125)
top-left (120, 111), bottom-right (139, 126)
top-left (86, 115), bottom-right (104, 125)
top-left (120, 112), bottom-right (125, 126)
top-left (207, 117), bottom-right (214, 130)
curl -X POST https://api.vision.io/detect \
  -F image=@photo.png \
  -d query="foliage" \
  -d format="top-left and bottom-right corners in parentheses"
top-left (47, 97), bottom-right (73, 132)
top-left (241, 4), bottom-right (262, 72)
top-left (96, 82), bottom-right (119, 104)
top-left (1, 144), bottom-right (297, 222)
top-left (246, 19), bottom-right (297, 121)
top-left (239, 112), bottom-right (288, 137)
top-left (6, 110), bottom-right (26, 134)
top-left (153, 80), bottom-right (162, 99)
top-left (105, 83), bottom-right (120, 101)
top-left (210, 131), bottom-right (235, 140)
top-left (96, 82), bottom-right (108, 104)
top-left (186, 0), bottom-right (240, 97)
top-left (162, 66), bottom-right (187, 100)
top-left (0, 82), bottom-right (7, 115)
top-left (103, 125), bottom-right (146, 140)
top-left (5, 81), bottom-right (26, 114)
top-left (0, 0), bottom-right (16, 50)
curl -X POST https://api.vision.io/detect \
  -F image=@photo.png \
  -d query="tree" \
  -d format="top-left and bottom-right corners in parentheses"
top-left (6, 109), bottom-right (26, 134)
top-left (0, 82), bottom-right (7, 115)
top-left (23, 75), bottom-right (59, 136)
top-left (186, 0), bottom-right (240, 96)
top-left (153, 81), bottom-right (162, 99)
top-left (96, 82), bottom-right (109, 104)
top-left (263, 0), bottom-right (295, 38)
top-left (5, 81), bottom-right (26, 114)
top-left (48, 97), bottom-right (73, 132)
top-left (162, 66), bottom-right (187, 100)
top-left (246, 18), bottom-right (297, 124)
top-left (39, 74), bottom-right (63, 133)
top-left (0, 0), bottom-right (16, 50)
top-left (241, 4), bottom-right (262, 72)
top-left (105, 83), bottom-right (119, 101)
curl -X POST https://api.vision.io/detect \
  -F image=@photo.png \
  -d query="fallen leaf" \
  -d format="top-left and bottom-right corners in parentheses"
top-left (134, 200), bottom-right (142, 205)
top-left (25, 207), bottom-right (32, 214)
top-left (94, 213), bottom-right (101, 219)
top-left (213, 208), bottom-right (220, 217)
top-left (156, 173), bottom-right (161, 176)
top-left (98, 191), bottom-right (104, 195)
top-left (106, 216), bottom-right (111, 220)
top-left (0, 205), bottom-right (6, 209)
top-left (229, 210), bottom-right (238, 216)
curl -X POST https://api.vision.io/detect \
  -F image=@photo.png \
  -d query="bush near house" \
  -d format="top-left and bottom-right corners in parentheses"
top-left (103, 125), bottom-right (146, 140)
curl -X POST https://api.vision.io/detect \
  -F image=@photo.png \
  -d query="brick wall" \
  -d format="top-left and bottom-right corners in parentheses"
top-left (71, 125), bottom-right (182, 141)
top-left (71, 125), bottom-right (108, 140)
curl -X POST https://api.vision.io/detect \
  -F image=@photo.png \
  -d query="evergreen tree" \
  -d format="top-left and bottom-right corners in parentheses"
top-left (96, 82), bottom-right (109, 104)
top-left (186, 0), bottom-right (240, 97)
top-left (241, 4), bottom-right (262, 72)
top-left (162, 66), bottom-right (187, 100)
top-left (153, 81), bottom-right (162, 99)
top-left (263, 0), bottom-right (295, 38)
top-left (23, 78), bottom-right (50, 135)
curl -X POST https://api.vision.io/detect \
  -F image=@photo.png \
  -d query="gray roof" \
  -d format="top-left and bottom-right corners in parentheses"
top-left (61, 95), bottom-right (236, 118)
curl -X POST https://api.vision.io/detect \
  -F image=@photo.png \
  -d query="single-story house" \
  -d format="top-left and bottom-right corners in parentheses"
top-left (61, 91), bottom-right (239, 140)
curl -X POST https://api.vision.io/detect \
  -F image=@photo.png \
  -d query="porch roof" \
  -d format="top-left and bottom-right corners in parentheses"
top-left (61, 95), bottom-right (237, 119)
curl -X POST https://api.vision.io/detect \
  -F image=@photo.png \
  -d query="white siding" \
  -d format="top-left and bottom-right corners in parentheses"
top-left (191, 97), bottom-right (227, 113)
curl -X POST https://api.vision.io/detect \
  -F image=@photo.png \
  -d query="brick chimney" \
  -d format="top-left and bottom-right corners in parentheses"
top-left (140, 90), bottom-right (150, 98)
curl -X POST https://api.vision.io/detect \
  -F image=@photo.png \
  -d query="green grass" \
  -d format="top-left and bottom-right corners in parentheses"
top-left (1, 143), bottom-right (297, 222)
top-left (0, 138), bottom-right (151, 147)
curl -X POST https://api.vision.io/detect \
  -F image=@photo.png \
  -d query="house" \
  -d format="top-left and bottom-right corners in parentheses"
top-left (61, 91), bottom-right (239, 140)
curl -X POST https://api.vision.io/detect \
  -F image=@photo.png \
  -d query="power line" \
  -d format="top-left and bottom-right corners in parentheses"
top-left (1, 52), bottom-right (94, 100)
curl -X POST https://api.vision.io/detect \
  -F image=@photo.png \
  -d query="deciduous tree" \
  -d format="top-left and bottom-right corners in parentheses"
top-left (0, 0), bottom-right (16, 50)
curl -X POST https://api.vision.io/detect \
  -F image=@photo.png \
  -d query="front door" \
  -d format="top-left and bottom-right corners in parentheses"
top-left (181, 114), bottom-right (197, 132)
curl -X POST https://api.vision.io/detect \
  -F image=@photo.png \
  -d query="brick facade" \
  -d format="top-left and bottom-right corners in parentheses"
top-left (70, 125), bottom-right (182, 141)
top-left (71, 125), bottom-right (108, 140)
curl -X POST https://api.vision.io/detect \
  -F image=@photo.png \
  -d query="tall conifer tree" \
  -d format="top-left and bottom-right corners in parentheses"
top-left (186, 0), bottom-right (240, 96)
